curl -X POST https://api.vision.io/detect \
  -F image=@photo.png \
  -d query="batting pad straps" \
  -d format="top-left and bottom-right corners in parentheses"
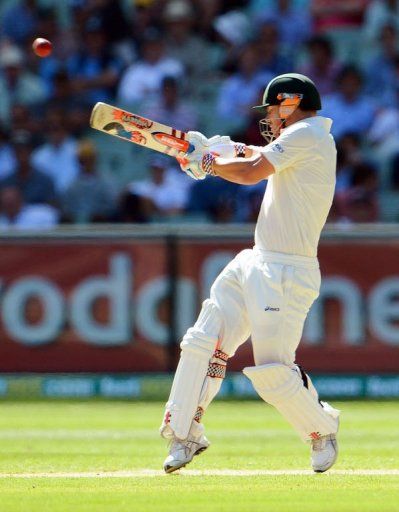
top-left (196, 348), bottom-right (229, 417)
top-left (243, 364), bottom-right (340, 442)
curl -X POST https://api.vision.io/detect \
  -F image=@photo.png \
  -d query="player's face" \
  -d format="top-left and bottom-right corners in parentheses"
top-left (266, 106), bottom-right (283, 136)
top-left (259, 105), bottom-right (283, 143)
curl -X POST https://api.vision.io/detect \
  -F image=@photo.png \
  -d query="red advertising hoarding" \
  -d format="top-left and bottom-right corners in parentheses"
top-left (0, 235), bottom-right (398, 373)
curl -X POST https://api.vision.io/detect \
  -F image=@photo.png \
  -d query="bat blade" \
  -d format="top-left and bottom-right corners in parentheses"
top-left (90, 102), bottom-right (192, 156)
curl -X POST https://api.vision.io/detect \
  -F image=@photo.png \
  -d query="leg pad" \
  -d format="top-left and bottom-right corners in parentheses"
top-left (160, 300), bottom-right (226, 440)
top-left (243, 363), bottom-right (340, 442)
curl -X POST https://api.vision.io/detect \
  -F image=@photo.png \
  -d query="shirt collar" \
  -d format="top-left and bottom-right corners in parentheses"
top-left (281, 116), bottom-right (332, 134)
top-left (303, 116), bottom-right (332, 132)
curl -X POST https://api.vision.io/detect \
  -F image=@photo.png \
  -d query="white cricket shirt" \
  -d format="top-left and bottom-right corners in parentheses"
top-left (254, 116), bottom-right (336, 258)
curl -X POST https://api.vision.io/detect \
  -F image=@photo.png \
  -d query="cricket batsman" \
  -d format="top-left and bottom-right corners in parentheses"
top-left (160, 73), bottom-right (340, 473)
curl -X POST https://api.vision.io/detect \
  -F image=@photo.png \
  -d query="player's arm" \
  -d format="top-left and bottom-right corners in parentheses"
top-left (211, 152), bottom-right (275, 185)
top-left (179, 134), bottom-right (275, 184)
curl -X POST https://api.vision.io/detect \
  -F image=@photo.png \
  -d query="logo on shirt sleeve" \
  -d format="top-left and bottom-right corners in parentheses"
top-left (271, 143), bottom-right (284, 153)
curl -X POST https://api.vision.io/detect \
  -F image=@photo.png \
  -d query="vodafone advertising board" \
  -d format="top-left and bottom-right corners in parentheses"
top-left (0, 236), bottom-right (398, 373)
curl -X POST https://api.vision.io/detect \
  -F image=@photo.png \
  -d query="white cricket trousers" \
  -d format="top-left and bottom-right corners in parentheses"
top-left (211, 247), bottom-right (321, 366)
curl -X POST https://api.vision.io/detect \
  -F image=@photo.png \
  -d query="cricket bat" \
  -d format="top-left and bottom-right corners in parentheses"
top-left (90, 102), bottom-right (194, 157)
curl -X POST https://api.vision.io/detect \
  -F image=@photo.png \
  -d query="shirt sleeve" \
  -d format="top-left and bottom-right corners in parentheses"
top-left (257, 124), bottom-right (314, 174)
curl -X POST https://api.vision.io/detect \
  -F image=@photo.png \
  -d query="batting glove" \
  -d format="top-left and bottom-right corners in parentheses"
top-left (177, 132), bottom-right (228, 180)
top-left (178, 131), bottom-right (247, 180)
top-left (187, 132), bottom-right (231, 154)
top-left (178, 151), bottom-right (218, 179)
top-left (177, 152), bottom-right (207, 180)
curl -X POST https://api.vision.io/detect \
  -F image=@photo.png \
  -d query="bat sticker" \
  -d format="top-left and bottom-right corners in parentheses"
top-left (112, 109), bottom-right (153, 129)
top-left (130, 131), bottom-right (146, 144)
top-left (152, 132), bottom-right (189, 152)
top-left (103, 122), bottom-right (147, 145)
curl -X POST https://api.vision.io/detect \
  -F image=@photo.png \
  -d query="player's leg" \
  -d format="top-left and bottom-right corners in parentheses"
top-left (241, 253), bottom-right (339, 472)
top-left (160, 250), bottom-right (251, 472)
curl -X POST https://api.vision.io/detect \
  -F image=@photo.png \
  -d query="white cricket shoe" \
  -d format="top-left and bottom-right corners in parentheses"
top-left (311, 434), bottom-right (338, 473)
top-left (163, 427), bottom-right (210, 474)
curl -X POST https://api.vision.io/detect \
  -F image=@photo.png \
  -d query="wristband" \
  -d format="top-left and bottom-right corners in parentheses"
top-left (202, 153), bottom-right (217, 176)
top-left (234, 143), bottom-right (246, 157)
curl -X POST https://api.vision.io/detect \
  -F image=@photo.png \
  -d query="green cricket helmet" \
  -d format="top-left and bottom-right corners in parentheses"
top-left (254, 73), bottom-right (322, 111)
top-left (253, 73), bottom-right (321, 143)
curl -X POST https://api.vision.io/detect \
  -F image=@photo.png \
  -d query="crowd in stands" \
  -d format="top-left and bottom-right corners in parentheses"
top-left (0, 0), bottom-right (399, 230)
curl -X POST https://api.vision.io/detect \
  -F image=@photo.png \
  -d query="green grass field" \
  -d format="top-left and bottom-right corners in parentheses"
top-left (0, 401), bottom-right (398, 512)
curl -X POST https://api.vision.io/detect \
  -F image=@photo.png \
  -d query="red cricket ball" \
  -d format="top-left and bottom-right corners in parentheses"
top-left (32, 38), bottom-right (53, 58)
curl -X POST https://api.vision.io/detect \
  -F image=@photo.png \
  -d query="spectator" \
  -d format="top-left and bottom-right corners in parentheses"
top-left (255, 21), bottom-right (292, 76)
top-left (0, 124), bottom-right (16, 180)
top-left (216, 44), bottom-right (272, 133)
top-left (66, 104), bottom-right (93, 138)
top-left (299, 35), bottom-right (343, 95)
top-left (126, 156), bottom-right (190, 219)
top-left (163, 0), bottom-right (214, 87)
top-left (66, 16), bottom-right (122, 105)
top-left (32, 109), bottom-right (80, 194)
top-left (0, 186), bottom-right (58, 230)
top-left (0, 131), bottom-right (57, 206)
top-left (9, 104), bottom-right (38, 135)
top-left (117, 29), bottom-right (184, 107)
top-left (36, 8), bottom-right (79, 97)
top-left (333, 133), bottom-right (361, 210)
top-left (186, 177), bottom-right (241, 223)
top-left (253, 0), bottom-right (312, 55)
top-left (367, 56), bottom-right (399, 159)
top-left (117, 191), bottom-right (151, 223)
top-left (69, 1), bottom-right (134, 66)
top-left (332, 133), bottom-right (379, 222)
top-left (364, 24), bottom-right (399, 105)
top-left (0, 45), bottom-right (47, 124)
top-left (311, 0), bottom-right (368, 61)
top-left (198, 0), bottom-right (229, 39)
top-left (78, 0), bottom-right (130, 46)
top-left (212, 10), bottom-right (252, 72)
top-left (363, 0), bottom-right (399, 45)
top-left (311, 0), bottom-right (368, 33)
top-left (343, 163), bottom-right (379, 222)
top-left (0, 0), bottom-right (37, 44)
top-left (142, 76), bottom-right (198, 133)
top-left (128, 2), bottom-right (158, 48)
top-left (48, 70), bottom-right (79, 110)
top-left (213, 9), bottom-right (251, 49)
top-left (35, 7), bottom-right (65, 51)
top-left (321, 66), bottom-right (377, 139)
top-left (41, 71), bottom-right (92, 138)
top-left (62, 140), bottom-right (115, 223)
top-left (368, 104), bottom-right (399, 149)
